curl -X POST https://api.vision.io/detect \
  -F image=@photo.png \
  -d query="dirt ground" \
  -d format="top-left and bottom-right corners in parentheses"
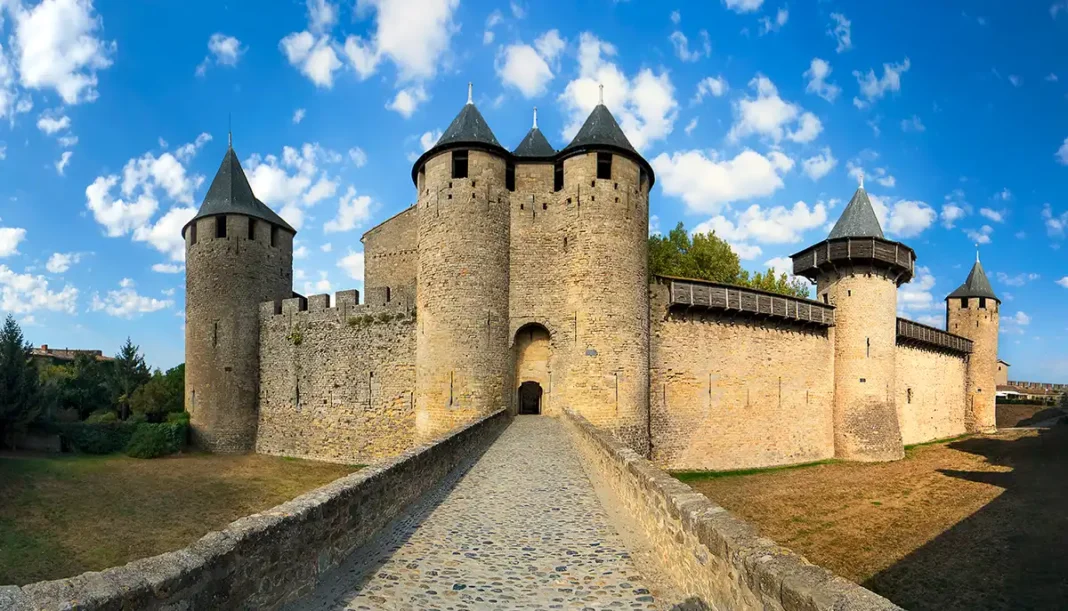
top-left (995, 403), bottom-right (1064, 428)
top-left (0, 452), bottom-right (358, 586)
top-left (686, 425), bottom-right (1068, 611)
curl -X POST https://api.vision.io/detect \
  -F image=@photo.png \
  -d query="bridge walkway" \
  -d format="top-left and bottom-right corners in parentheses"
top-left (289, 415), bottom-right (670, 611)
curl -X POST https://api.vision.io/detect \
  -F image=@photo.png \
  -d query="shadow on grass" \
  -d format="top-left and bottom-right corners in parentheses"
top-left (865, 424), bottom-right (1068, 610)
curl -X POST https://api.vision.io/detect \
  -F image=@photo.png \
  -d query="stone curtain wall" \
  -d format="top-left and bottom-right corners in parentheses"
top-left (894, 345), bottom-right (967, 445)
top-left (561, 409), bottom-right (901, 611)
top-left (256, 291), bottom-right (417, 464)
top-left (362, 205), bottom-right (417, 297)
top-left (649, 283), bottom-right (835, 471)
top-left (3, 411), bottom-right (510, 611)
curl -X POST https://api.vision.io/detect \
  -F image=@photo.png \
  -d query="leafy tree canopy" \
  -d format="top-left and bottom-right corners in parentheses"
top-left (649, 222), bottom-right (811, 299)
top-left (0, 315), bottom-right (39, 446)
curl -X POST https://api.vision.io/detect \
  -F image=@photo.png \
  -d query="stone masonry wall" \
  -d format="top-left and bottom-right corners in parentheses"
top-left (185, 214), bottom-right (293, 453)
top-left (559, 152), bottom-right (650, 452)
top-left (894, 344), bottom-right (967, 445)
top-left (416, 149), bottom-right (512, 440)
top-left (649, 282), bottom-right (835, 471)
top-left (3, 411), bottom-right (510, 611)
top-left (817, 268), bottom-right (904, 461)
top-left (947, 298), bottom-right (999, 432)
top-left (256, 290), bottom-right (416, 464)
top-left (362, 205), bottom-right (417, 297)
top-left (561, 409), bottom-right (902, 611)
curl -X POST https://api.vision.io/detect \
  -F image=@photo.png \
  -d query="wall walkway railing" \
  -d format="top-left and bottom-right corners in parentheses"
top-left (896, 318), bottom-right (973, 354)
top-left (664, 276), bottom-right (835, 327)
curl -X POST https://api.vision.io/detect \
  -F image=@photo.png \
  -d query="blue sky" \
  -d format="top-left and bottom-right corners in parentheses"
top-left (0, 0), bottom-right (1065, 381)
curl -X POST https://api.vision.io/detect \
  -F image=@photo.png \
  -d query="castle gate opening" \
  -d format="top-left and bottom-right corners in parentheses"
top-left (518, 381), bottom-right (543, 415)
top-left (514, 324), bottom-right (551, 415)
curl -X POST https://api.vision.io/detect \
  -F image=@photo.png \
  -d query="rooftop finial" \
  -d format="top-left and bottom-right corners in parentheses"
top-left (467, 81), bottom-right (473, 105)
top-left (598, 83), bottom-right (604, 105)
top-left (228, 112), bottom-right (232, 148)
top-left (976, 244), bottom-right (980, 263)
top-left (858, 171), bottom-right (864, 189)
top-left (532, 106), bottom-right (538, 129)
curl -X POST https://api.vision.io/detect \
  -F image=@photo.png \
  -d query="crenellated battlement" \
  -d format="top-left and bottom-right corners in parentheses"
top-left (259, 288), bottom-right (414, 325)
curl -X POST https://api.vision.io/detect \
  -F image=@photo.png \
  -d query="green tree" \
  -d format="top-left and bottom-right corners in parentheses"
top-left (109, 337), bottom-right (150, 420)
top-left (129, 364), bottom-right (185, 422)
top-left (649, 222), bottom-right (812, 299)
top-left (649, 222), bottom-right (744, 284)
top-left (0, 315), bottom-right (39, 447)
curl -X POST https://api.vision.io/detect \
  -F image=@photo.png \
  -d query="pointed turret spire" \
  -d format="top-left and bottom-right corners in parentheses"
top-left (514, 108), bottom-right (556, 158)
top-left (828, 184), bottom-right (884, 239)
top-left (467, 81), bottom-right (473, 105)
top-left (560, 99), bottom-right (639, 156)
top-left (858, 170), bottom-right (864, 189)
top-left (184, 145), bottom-right (294, 234)
top-left (948, 256), bottom-right (999, 302)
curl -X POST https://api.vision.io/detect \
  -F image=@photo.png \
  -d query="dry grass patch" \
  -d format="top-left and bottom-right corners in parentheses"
top-left (0, 452), bottom-right (358, 586)
top-left (683, 426), bottom-right (1068, 610)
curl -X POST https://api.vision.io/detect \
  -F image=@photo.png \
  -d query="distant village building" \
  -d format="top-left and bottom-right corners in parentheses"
top-left (996, 359), bottom-right (1066, 402)
top-left (31, 344), bottom-right (113, 366)
top-left (183, 86), bottom-right (1012, 470)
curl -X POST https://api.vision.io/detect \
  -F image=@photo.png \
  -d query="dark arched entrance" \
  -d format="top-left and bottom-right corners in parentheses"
top-left (518, 381), bottom-right (543, 415)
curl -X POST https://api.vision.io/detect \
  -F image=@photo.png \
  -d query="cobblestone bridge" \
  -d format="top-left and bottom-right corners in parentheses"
top-left (288, 416), bottom-right (673, 611)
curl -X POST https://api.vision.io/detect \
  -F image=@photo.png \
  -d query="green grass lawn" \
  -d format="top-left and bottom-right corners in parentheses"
top-left (0, 452), bottom-right (359, 586)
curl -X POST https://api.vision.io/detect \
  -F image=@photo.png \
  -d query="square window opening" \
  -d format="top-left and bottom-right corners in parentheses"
top-left (505, 161), bottom-right (515, 192)
top-left (216, 216), bottom-right (227, 238)
top-left (554, 161), bottom-right (564, 192)
top-left (451, 150), bottom-right (469, 179)
top-left (597, 153), bottom-right (612, 180)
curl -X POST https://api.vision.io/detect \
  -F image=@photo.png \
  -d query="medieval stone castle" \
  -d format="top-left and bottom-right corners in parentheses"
top-left (183, 90), bottom-right (1000, 471)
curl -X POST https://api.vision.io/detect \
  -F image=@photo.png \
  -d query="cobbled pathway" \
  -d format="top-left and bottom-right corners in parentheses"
top-left (289, 416), bottom-right (664, 611)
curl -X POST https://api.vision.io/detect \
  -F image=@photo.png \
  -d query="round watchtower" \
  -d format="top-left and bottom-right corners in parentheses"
top-left (410, 86), bottom-right (511, 439)
top-left (791, 183), bottom-right (914, 462)
top-left (184, 144), bottom-right (295, 453)
top-left (557, 94), bottom-right (655, 453)
top-left (945, 255), bottom-right (1000, 433)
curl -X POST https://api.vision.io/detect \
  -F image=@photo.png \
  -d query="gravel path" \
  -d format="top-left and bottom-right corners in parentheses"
top-left (289, 416), bottom-right (663, 611)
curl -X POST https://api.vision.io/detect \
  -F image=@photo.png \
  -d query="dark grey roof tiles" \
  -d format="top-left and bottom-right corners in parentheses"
top-left (513, 127), bottom-right (555, 157)
top-left (828, 187), bottom-right (884, 239)
top-left (436, 102), bottom-right (503, 150)
top-left (947, 259), bottom-right (999, 302)
top-left (561, 104), bottom-right (638, 155)
top-left (186, 147), bottom-right (295, 233)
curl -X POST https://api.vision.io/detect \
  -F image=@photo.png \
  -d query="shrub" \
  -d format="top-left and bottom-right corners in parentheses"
top-left (85, 411), bottom-right (118, 424)
top-left (166, 411), bottom-right (190, 424)
top-left (53, 422), bottom-right (137, 454)
top-left (375, 312), bottom-right (395, 323)
top-left (125, 422), bottom-right (187, 459)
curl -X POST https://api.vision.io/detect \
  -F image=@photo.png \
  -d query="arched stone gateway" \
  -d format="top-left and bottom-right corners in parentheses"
top-left (514, 324), bottom-right (551, 415)
top-left (518, 381), bottom-right (543, 414)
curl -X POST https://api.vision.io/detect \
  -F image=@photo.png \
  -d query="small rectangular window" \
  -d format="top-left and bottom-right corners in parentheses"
top-left (960, 297), bottom-right (969, 309)
top-left (248, 219), bottom-right (256, 241)
top-left (189, 223), bottom-right (197, 245)
top-left (216, 216), bottom-right (227, 238)
top-left (505, 160), bottom-right (515, 192)
top-left (554, 161), bottom-right (563, 192)
top-left (979, 297), bottom-right (987, 309)
top-left (270, 225), bottom-right (278, 247)
top-left (452, 150), bottom-right (468, 179)
top-left (597, 152), bottom-right (612, 180)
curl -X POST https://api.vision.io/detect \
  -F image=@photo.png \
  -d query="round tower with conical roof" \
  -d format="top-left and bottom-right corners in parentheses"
top-left (945, 254), bottom-right (1000, 432)
top-left (557, 90), bottom-right (655, 452)
top-left (183, 142), bottom-right (295, 453)
top-left (409, 85), bottom-right (511, 439)
top-left (791, 180), bottom-right (915, 461)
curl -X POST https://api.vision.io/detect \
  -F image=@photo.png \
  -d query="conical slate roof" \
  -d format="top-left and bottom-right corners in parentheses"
top-left (561, 104), bottom-right (638, 155)
top-left (435, 102), bottom-right (503, 150)
top-left (513, 127), bottom-right (555, 157)
top-left (828, 187), bottom-right (884, 239)
top-left (185, 146), bottom-right (295, 233)
top-left (947, 259), bottom-right (999, 302)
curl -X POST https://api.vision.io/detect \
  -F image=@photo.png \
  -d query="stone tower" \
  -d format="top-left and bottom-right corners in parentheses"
top-left (946, 255), bottom-right (1000, 433)
top-left (410, 87), bottom-right (511, 439)
top-left (184, 143), bottom-right (295, 452)
top-left (791, 181), bottom-right (916, 461)
top-left (557, 96), bottom-right (653, 451)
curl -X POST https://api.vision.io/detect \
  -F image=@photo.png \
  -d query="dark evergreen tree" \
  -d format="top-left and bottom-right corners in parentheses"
top-left (0, 315), bottom-right (39, 447)
top-left (109, 337), bottom-right (151, 420)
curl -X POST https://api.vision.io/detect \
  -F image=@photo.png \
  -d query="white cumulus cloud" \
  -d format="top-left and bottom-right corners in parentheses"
top-left (323, 186), bottom-right (374, 233)
top-left (90, 278), bottom-right (172, 318)
top-left (729, 75), bottom-right (823, 144)
top-left (828, 13), bottom-right (852, 53)
top-left (651, 149), bottom-right (792, 215)
top-left (338, 250), bottom-right (365, 281)
top-left (853, 58), bottom-right (910, 108)
top-left (802, 148), bottom-right (837, 180)
top-left (804, 58), bottom-right (840, 102)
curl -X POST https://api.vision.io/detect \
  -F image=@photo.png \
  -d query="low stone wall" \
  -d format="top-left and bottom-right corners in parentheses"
top-left (562, 409), bottom-right (902, 611)
top-left (2, 410), bottom-right (511, 611)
